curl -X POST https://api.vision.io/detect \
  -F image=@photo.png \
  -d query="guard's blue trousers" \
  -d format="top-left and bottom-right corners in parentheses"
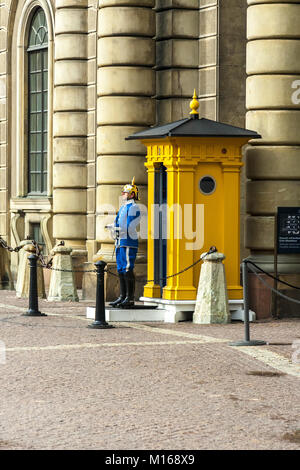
top-left (116, 246), bottom-right (138, 274)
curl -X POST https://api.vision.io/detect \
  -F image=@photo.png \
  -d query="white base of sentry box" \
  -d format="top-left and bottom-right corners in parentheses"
top-left (86, 299), bottom-right (256, 324)
top-left (86, 306), bottom-right (165, 322)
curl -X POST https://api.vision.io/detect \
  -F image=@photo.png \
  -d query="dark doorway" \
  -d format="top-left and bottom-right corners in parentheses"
top-left (154, 164), bottom-right (167, 296)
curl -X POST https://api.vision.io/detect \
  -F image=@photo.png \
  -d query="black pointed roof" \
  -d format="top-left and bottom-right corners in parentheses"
top-left (126, 117), bottom-right (261, 140)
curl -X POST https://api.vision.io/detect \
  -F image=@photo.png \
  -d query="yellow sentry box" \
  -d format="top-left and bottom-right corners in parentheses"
top-left (127, 92), bottom-right (261, 302)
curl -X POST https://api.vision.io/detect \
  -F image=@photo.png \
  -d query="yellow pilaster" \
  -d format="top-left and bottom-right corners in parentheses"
top-left (222, 161), bottom-right (243, 300)
top-left (163, 159), bottom-right (197, 301)
top-left (143, 160), bottom-right (161, 298)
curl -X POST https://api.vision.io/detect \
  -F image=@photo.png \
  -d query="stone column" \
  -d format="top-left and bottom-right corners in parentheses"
top-left (245, 1), bottom-right (300, 314)
top-left (94, 0), bottom-right (156, 299)
top-left (48, 245), bottom-right (78, 302)
top-left (53, 1), bottom-right (88, 256)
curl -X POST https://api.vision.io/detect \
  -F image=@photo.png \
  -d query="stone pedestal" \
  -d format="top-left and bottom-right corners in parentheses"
top-left (0, 246), bottom-right (13, 290)
top-left (16, 243), bottom-right (46, 299)
top-left (15, 240), bottom-right (32, 296)
top-left (193, 252), bottom-right (230, 324)
top-left (48, 245), bottom-right (78, 302)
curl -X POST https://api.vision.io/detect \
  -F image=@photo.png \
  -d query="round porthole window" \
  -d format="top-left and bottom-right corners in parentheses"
top-left (199, 176), bottom-right (216, 195)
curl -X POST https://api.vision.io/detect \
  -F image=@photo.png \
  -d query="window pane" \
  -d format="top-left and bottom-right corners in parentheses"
top-left (29, 53), bottom-right (36, 72)
top-left (36, 73), bottom-right (42, 92)
top-left (31, 115), bottom-right (37, 132)
top-left (30, 135), bottom-right (36, 151)
top-left (36, 133), bottom-right (42, 150)
top-left (30, 154), bottom-right (36, 171)
top-left (43, 113), bottom-right (48, 129)
top-left (43, 133), bottom-right (47, 147)
top-left (36, 93), bottom-right (42, 111)
top-left (36, 52), bottom-right (42, 71)
top-left (36, 154), bottom-right (42, 171)
top-left (43, 152), bottom-right (47, 170)
top-left (36, 114), bottom-right (42, 131)
top-left (43, 92), bottom-right (47, 110)
top-left (36, 174), bottom-right (42, 193)
top-left (43, 173), bottom-right (47, 192)
top-left (30, 94), bottom-right (36, 112)
top-left (30, 174), bottom-right (36, 190)
top-left (43, 50), bottom-right (48, 69)
top-left (43, 71), bottom-right (48, 91)
top-left (30, 74), bottom-right (36, 90)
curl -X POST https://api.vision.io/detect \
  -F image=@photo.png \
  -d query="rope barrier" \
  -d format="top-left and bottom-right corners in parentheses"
top-left (247, 262), bottom-right (300, 305)
top-left (247, 260), bottom-right (300, 291)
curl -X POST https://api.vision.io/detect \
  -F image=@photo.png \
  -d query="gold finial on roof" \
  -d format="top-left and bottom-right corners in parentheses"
top-left (131, 176), bottom-right (135, 186)
top-left (189, 89), bottom-right (199, 119)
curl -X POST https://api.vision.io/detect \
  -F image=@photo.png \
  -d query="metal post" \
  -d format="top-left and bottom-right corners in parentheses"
top-left (230, 260), bottom-right (266, 346)
top-left (88, 260), bottom-right (114, 329)
top-left (243, 260), bottom-right (250, 342)
top-left (23, 254), bottom-right (46, 317)
top-left (272, 212), bottom-right (279, 318)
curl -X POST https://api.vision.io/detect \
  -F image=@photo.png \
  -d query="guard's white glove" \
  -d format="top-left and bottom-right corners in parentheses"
top-left (105, 224), bottom-right (120, 240)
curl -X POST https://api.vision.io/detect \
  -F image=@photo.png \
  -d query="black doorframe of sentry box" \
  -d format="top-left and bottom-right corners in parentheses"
top-left (154, 163), bottom-right (167, 297)
top-left (272, 207), bottom-right (300, 315)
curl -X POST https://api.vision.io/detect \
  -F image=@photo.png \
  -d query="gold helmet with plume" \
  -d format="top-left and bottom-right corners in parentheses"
top-left (122, 177), bottom-right (139, 200)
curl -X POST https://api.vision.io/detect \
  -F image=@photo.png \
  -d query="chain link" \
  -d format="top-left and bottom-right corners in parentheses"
top-left (38, 264), bottom-right (97, 274)
top-left (30, 240), bottom-right (97, 273)
top-left (32, 240), bottom-right (54, 269)
top-left (1, 235), bottom-right (217, 278)
top-left (0, 236), bottom-right (23, 253)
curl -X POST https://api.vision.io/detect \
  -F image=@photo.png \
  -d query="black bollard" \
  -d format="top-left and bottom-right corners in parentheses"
top-left (230, 261), bottom-right (265, 346)
top-left (23, 254), bottom-right (46, 317)
top-left (88, 260), bottom-right (114, 329)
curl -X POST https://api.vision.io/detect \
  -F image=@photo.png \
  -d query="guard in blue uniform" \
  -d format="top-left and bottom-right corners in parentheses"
top-left (108, 178), bottom-right (140, 308)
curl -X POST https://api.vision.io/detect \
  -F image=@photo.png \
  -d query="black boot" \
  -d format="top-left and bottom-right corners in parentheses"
top-left (109, 272), bottom-right (126, 307)
top-left (118, 270), bottom-right (135, 308)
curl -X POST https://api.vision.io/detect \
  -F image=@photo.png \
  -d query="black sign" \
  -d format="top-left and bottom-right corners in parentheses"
top-left (277, 207), bottom-right (300, 254)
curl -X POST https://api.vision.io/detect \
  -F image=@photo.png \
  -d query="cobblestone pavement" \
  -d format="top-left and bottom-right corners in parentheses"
top-left (0, 290), bottom-right (299, 450)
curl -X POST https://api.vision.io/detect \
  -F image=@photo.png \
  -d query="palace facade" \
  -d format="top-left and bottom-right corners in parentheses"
top-left (1, 0), bottom-right (300, 316)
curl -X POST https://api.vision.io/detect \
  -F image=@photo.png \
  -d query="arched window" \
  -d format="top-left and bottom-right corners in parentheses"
top-left (27, 8), bottom-right (48, 195)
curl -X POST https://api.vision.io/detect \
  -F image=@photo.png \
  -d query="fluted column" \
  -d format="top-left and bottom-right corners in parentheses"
top-left (53, 0), bottom-right (88, 251)
top-left (156, 0), bottom-right (199, 123)
top-left (245, 0), bottom-right (300, 275)
top-left (96, 0), bottom-right (156, 262)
